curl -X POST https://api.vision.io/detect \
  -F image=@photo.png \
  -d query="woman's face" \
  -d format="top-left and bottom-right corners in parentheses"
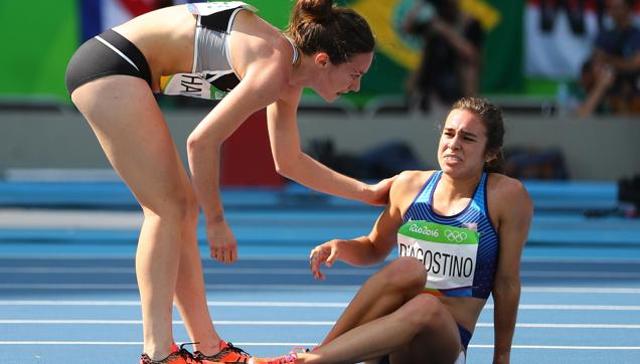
top-left (312, 52), bottom-right (373, 102)
top-left (437, 109), bottom-right (491, 178)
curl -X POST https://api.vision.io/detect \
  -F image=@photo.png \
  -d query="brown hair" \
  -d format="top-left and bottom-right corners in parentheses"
top-left (287, 0), bottom-right (375, 65)
top-left (451, 97), bottom-right (505, 173)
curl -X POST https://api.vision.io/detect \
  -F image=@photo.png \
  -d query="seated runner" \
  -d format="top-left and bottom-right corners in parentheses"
top-left (251, 97), bottom-right (533, 364)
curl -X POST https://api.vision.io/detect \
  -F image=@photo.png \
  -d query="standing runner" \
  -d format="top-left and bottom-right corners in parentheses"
top-left (65, 1), bottom-right (391, 363)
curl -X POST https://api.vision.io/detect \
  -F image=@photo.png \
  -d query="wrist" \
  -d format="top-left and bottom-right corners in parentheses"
top-left (205, 213), bottom-right (225, 226)
top-left (360, 182), bottom-right (375, 203)
top-left (493, 348), bottom-right (511, 363)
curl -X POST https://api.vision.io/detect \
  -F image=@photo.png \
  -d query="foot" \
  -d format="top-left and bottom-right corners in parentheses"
top-left (193, 341), bottom-right (252, 364)
top-left (140, 343), bottom-right (206, 364)
top-left (248, 351), bottom-right (300, 364)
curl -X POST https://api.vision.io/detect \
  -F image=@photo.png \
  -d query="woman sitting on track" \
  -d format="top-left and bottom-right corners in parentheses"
top-left (65, 1), bottom-right (392, 363)
top-left (252, 97), bottom-right (533, 364)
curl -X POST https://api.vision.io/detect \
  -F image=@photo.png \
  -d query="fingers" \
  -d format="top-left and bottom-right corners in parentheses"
top-left (309, 249), bottom-right (321, 280)
top-left (210, 244), bottom-right (238, 264)
top-left (309, 246), bottom-right (335, 280)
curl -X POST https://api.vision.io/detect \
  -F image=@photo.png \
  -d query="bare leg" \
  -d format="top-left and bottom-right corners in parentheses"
top-left (322, 257), bottom-right (426, 345)
top-left (173, 207), bottom-right (222, 354)
top-left (71, 76), bottom-right (217, 359)
top-left (299, 294), bottom-right (461, 364)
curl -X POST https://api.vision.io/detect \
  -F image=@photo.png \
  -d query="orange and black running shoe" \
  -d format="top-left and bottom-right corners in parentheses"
top-left (193, 341), bottom-right (251, 364)
top-left (140, 343), bottom-right (211, 364)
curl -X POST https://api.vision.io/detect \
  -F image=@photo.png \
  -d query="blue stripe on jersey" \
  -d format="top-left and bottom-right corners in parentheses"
top-left (402, 171), bottom-right (499, 299)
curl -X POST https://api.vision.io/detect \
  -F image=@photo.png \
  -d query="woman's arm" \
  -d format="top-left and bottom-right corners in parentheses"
top-left (266, 95), bottom-right (392, 205)
top-left (187, 60), bottom-right (285, 262)
top-left (309, 171), bottom-right (425, 278)
top-left (491, 177), bottom-right (533, 364)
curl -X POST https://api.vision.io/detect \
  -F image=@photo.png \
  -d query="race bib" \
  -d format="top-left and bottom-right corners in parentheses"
top-left (397, 221), bottom-right (479, 291)
top-left (160, 73), bottom-right (230, 100)
top-left (187, 1), bottom-right (257, 16)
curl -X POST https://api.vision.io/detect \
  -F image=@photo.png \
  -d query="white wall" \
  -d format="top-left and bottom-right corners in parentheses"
top-left (1, 110), bottom-right (638, 181)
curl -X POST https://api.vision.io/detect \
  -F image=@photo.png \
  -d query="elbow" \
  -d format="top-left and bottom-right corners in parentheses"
top-left (273, 151), bottom-right (299, 179)
top-left (186, 134), bottom-right (203, 159)
top-left (273, 159), bottom-right (291, 178)
top-left (187, 132), bottom-right (221, 159)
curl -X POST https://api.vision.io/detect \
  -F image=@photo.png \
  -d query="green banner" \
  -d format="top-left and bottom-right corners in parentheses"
top-left (0, 0), bottom-right (525, 104)
top-left (480, 0), bottom-right (524, 94)
top-left (0, 1), bottom-right (79, 102)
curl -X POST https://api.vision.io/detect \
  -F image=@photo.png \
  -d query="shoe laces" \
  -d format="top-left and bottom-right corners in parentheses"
top-left (194, 341), bottom-right (251, 363)
top-left (140, 343), bottom-right (200, 364)
top-left (178, 343), bottom-right (201, 364)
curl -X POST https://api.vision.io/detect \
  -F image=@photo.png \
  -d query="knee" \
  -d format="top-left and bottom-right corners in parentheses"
top-left (379, 257), bottom-right (427, 294)
top-left (399, 294), bottom-right (448, 331)
top-left (141, 187), bottom-right (199, 225)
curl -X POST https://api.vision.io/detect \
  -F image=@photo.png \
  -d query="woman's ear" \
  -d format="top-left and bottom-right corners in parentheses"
top-left (485, 149), bottom-right (498, 164)
top-left (314, 52), bottom-right (330, 68)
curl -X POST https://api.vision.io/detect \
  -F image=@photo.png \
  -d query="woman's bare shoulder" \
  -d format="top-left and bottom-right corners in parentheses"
top-left (486, 173), bottom-right (529, 200)
top-left (486, 173), bottom-right (533, 223)
top-left (390, 170), bottom-right (435, 208)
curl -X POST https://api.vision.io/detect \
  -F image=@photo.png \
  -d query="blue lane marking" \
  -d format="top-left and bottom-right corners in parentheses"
top-left (0, 180), bottom-right (621, 212)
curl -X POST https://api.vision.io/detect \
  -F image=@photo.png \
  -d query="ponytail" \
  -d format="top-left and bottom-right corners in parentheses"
top-left (292, 0), bottom-right (333, 24)
top-left (287, 0), bottom-right (374, 65)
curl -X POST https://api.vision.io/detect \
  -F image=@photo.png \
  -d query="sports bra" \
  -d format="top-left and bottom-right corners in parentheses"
top-left (397, 171), bottom-right (500, 299)
top-left (160, 2), bottom-right (299, 100)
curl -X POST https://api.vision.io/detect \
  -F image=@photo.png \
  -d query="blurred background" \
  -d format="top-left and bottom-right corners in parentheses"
top-left (1, 2), bottom-right (639, 362)
top-left (1, 0), bottom-right (639, 190)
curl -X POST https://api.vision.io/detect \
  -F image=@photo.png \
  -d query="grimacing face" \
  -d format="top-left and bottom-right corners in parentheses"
top-left (313, 52), bottom-right (373, 102)
top-left (437, 109), bottom-right (492, 178)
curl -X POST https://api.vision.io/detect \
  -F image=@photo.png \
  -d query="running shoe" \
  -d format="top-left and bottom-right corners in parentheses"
top-left (140, 343), bottom-right (208, 364)
top-left (193, 340), bottom-right (252, 364)
top-left (248, 348), bottom-right (306, 364)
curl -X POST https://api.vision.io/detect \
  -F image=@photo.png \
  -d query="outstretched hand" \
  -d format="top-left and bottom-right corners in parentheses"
top-left (366, 175), bottom-right (397, 206)
top-left (206, 220), bottom-right (238, 264)
top-left (309, 240), bottom-right (341, 280)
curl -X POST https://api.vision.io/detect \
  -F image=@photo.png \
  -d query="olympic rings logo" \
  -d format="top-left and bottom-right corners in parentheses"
top-left (444, 230), bottom-right (467, 242)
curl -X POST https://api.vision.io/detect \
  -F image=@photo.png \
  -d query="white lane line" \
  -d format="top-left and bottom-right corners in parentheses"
top-left (0, 300), bottom-right (639, 311)
top-left (471, 345), bottom-right (640, 350)
top-left (0, 320), bottom-right (330, 325)
top-left (491, 304), bottom-right (640, 311)
top-left (522, 287), bottom-right (640, 294)
top-left (0, 284), bottom-right (361, 291)
top-left (0, 341), bottom-right (638, 350)
top-left (3, 267), bottom-right (639, 279)
top-left (1, 320), bottom-right (639, 329)
top-left (484, 304), bottom-right (640, 311)
top-left (0, 300), bottom-right (347, 307)
top-left (2, 284), bottom-right (640, 294)
top-left (0, 267), bottom-right (376, 276)
top-left (480, 323), bottom-right (640, 329)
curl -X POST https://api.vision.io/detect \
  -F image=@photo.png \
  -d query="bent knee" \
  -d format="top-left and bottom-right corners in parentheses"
top-left (381, 257), bottom-right (427, 292)
top-left (401, 294), bottom-right (449, 329)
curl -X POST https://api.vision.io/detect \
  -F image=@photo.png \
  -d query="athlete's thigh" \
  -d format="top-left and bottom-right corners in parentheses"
top-left (389, 307), bottom-right (462, 364)
top-left (71, 75), bottom-right (191, 207)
